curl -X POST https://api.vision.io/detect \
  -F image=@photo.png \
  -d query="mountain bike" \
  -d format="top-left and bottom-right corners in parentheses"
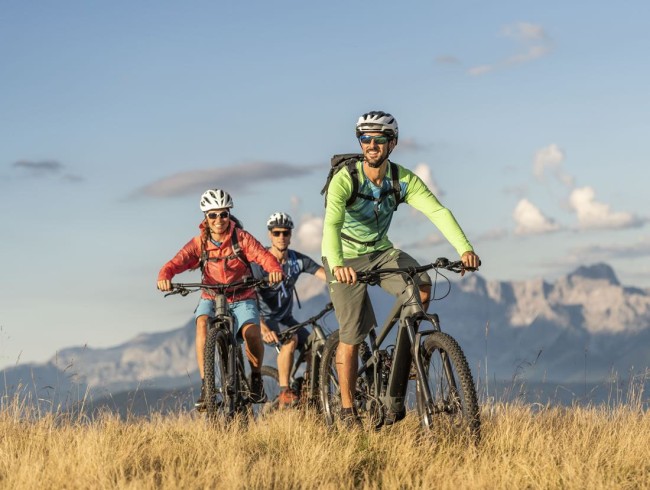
top-left (165, 278), bottom-right (268, 420)
top-left (319, 258), bottom-right (480, 441)
top-left (260, 302), bottom-right (335, 412)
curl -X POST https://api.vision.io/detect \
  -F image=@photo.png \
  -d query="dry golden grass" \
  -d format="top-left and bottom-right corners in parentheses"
top-left (1, 399), bottom-right (649, 489)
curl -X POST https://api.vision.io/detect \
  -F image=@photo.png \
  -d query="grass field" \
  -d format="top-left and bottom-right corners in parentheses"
top-left (1, 396), bottom-right (649, 490)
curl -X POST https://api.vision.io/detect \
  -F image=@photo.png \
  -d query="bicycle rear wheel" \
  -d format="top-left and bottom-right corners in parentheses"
top-left (417, 331), bottom-right (480, 442)
top-left (319, 331), bottom-right (341, 426)
top-left (204, 327), bottom-right (230, 417)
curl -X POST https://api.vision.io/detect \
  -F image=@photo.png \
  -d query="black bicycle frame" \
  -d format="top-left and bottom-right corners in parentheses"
top-left (276, 304), bottom-right (333, 398)
top-left (210, 291), bottom-right (254, 415)
top-left (358, 278), bottom-right (438, 413)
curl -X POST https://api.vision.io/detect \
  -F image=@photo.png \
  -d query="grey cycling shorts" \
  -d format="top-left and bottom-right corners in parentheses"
top-left (323, 248), bottom-right (431, 345)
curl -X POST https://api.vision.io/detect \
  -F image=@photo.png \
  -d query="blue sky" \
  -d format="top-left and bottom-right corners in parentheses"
top-left (1, 1), bottom-right (649, 369)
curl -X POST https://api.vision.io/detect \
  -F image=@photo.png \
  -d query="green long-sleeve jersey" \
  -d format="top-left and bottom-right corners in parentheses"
top-left (321, 159), bottom-right (473, 272)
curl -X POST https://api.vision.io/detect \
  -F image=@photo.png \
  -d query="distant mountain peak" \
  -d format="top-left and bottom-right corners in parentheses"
top-left (568, 263), bottom-right (619, 285)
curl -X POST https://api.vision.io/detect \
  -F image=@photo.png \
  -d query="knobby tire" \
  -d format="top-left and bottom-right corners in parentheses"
top-left (417, 331), bottom-right (480, 442)
top-left (204, 327), bottom-right (230, 418)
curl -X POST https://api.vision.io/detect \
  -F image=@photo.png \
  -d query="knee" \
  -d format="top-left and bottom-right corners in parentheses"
top-left (196, 316), bottom-right (208, 337)
top-left (289, 334), bottom-right (299, 348)
top-left (419, 285), bottom-right (431, 304)
top-left (242, 323), bottom-right (261, 343)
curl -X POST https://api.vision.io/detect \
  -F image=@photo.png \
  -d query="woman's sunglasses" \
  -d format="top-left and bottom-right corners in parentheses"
top-left (206, 211), bottom-right (230, 220)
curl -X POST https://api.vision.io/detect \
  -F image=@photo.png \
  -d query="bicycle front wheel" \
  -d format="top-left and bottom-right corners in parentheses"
top-left (204, 328), bottom-right (230, 417)
top-left (417, 331), bottom-right (480, 441)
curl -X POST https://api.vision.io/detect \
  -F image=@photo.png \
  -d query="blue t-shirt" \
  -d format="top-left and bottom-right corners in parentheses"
top-left (251, 249), bottom-right (321, 321)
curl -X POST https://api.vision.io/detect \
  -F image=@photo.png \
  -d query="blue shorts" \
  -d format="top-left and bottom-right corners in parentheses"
top-left (195, 298), bottom-right (260, 340)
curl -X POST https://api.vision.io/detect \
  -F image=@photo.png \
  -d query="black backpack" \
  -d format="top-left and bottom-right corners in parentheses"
top-left (320, 153), bottom-right (403, 210)
top-left (199, 214), bottom-right (250, 275)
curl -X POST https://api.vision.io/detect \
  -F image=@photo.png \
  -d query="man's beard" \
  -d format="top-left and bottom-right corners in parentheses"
top-left (364, 150), bottom-right (387, 168)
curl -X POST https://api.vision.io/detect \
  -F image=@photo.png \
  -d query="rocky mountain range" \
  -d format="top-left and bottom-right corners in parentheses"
top-left (3, 263), bottom-right (649, 409)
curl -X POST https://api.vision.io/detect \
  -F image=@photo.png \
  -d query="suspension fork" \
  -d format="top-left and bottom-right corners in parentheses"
top-left (307, 326), bottom-right (327, 396)
top-left (223, 316), bottom-right (237, 394)
top-left (426, 313), bottom-right (460, 395)
top-left (413, 328), bottom-right (434, 411)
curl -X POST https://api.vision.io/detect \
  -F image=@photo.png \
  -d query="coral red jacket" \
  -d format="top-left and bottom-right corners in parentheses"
top-left (158, 221), bottom-right (282, 303)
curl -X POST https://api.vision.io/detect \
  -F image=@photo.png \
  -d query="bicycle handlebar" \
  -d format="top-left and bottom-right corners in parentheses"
top-left (355, 257), bottom-right (479, 285)
top-left (164, 278), bottom-right (268, 297)
top-left (274, 302), bottom-right (334, 343)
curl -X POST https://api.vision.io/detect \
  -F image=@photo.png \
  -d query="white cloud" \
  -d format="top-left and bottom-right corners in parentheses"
top-left (505, 44), bottom-right (550, 65)
top-left (292, 214), bottom-right (323, 254)
top-left (533, 143), bottom-right (574, 187)
top-left (569, 186), bottom-right (642, 230)
top-left (502, 22), bottom-right (547, 42)
top-left (513, 198), bottom-right (561, 235)
top-left (468, 22), bottom-right (552, 76)
top-left (413, 163), bottom-right (443, 196)
top-left (468, 65), bottom-right (493, 76)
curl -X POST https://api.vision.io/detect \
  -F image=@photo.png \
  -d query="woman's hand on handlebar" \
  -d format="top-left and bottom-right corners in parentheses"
top-left (157, 279), bottom-right (172, 291)
top-left (333, 266), bottom-right (357, 285)
top-left (461, 251), bottom-right (481, 276)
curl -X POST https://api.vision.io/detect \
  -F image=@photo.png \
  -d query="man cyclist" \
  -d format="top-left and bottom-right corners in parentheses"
top-left (157, 189), bottom-right (284, 410)
top-left (321, 111), bottom-right (480, 427)
top-left (252, 212), bottom-right (327, 408)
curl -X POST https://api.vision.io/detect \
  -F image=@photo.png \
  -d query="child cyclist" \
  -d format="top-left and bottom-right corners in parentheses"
top-left (157, 189), bottom-right (283, 410)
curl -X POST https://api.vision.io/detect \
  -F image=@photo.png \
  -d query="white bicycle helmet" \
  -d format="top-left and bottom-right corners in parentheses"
top-left (267, 212), bottom-right (294, 230)
top-left (355, 111), bottom-right (399, 140)
top-left (199, 189), bottom-right (234, 212)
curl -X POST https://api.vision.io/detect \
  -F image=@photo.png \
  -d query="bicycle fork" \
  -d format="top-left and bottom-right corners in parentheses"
top-left (412, 313), bottom-right (459, 416)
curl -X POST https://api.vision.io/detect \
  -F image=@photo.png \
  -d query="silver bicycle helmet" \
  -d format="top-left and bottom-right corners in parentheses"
top-left (199, 189), bottom-right (234, 212)
top-left (267, 212), bottom-right (294, 230)
top-left (355, 111), bottom-right (399, 140)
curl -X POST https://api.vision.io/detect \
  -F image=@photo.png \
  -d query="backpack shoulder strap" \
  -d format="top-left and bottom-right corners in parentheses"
top-left (389, 161), bottom-right (403, 211)
top-left (230, 227), bottom-right (250, 268)
top-left (344, 158), bottom-right (359, 207)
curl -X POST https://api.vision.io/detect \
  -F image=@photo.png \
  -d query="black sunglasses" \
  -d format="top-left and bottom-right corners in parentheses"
top-left (271, 230), bottom-right (291, 237)
top-left (206, 211), bottom-right (230, 220)
top-left (359, 134), bottom-right (390, 145)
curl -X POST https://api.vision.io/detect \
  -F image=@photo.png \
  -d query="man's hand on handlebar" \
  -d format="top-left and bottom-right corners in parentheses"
top-left (333, 266), bottom-right (357, 285)
top-left (461, 251), bottom-right (481, 276)
top-left (267, 271), bottom-right (284, 285)
top-left (260, 319), bottom-right (280, 345)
